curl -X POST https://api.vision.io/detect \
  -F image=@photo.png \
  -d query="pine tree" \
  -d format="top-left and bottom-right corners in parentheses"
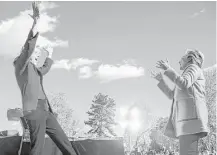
top-left (84, 93), bottom-right (117, 137)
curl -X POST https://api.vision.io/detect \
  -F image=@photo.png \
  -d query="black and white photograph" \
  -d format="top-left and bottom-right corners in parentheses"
top-left (0, 1), bottom-right (216, 155)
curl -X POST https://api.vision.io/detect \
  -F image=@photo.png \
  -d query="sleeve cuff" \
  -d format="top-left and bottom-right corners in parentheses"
top-left (163, 66), bottom-right (172, 75)
top-left (157, 79), bottom-right (164, 89)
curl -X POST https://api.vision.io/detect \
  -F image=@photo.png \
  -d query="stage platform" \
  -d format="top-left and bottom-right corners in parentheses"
top-left (0, 136), bottom-right (125, 155)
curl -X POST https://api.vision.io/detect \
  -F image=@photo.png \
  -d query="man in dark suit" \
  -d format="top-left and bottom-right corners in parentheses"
top-left (13, 2), bottom-right (77, 155)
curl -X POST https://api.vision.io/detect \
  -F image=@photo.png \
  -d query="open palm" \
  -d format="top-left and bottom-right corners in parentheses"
top-left (29, 1), bottom-right (40, 22)
top-left (150, 71), bottom-right (163, 81)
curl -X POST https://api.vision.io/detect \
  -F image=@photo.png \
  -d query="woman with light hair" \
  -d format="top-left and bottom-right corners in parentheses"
top-left (151, 49), bottom-right (209, 155)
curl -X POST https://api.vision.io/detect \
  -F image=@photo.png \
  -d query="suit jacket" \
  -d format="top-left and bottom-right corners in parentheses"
top-left (14, 29), bottom-right (54, 114)
top-left (157, 64), bottom-right (209, 138)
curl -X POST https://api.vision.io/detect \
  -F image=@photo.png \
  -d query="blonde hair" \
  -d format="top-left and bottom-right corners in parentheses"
top-left (185, 49), bottom-right (204, 68)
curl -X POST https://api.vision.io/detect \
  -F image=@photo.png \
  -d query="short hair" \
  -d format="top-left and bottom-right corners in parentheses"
top-left (185, 49), bottom-right (204, 68)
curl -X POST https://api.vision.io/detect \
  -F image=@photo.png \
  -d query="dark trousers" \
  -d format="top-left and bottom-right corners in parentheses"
top-left (23, 99), bottom-right (77, 155)
top-left (179, 134), bottom-right (199, 155)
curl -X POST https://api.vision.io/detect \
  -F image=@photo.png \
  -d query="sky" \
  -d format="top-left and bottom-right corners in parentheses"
top-left (0, 1), bottom-right (216, 136)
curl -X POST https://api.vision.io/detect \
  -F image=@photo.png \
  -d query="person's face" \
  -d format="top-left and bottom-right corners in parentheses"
top-left (30, 50), bottom-right (40, 65)
top-left (179, 54), bottom-right (189, 70)
top-left (31, 48), bottom-right (48, 68)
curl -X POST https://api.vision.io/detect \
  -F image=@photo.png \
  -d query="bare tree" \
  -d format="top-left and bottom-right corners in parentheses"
top-left (198, 65), bottom-right (217, 152)
top-left (48, 93), bottom-right (79, 138)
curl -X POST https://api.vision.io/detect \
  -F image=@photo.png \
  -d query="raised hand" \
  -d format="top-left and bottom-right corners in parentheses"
top-left (150, 70), bottom-right (163, 81)
top-left (156, 58), bottom-right (170, 70)
top-left (29, 1), bottom-right (41, 23)
top-left (35, 45), bottom-right (52, 59)
top-left (41, 46), bottom-right (53, 58)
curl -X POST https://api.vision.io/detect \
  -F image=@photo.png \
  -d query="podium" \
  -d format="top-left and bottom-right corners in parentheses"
top-left (0, 136), bottom-right (125, 155)
top-left (72, 138), bottom-right (125, 155)
top-left (0, 136), bottom-right (61, 155)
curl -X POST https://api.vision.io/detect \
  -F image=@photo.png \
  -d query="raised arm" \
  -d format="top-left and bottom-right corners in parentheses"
top-left (151, 71), bottom-right (174, 100)
top-left (36, 47), bottom-right (54, 75)
top-left (14, 2), bottom-right (40, 73)
top-left (163, 64), bottom-right (201, 89)
top-left (37, 57), bottom-right (54, 76)
top-left (157, 79), bottom-right (174, 100)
